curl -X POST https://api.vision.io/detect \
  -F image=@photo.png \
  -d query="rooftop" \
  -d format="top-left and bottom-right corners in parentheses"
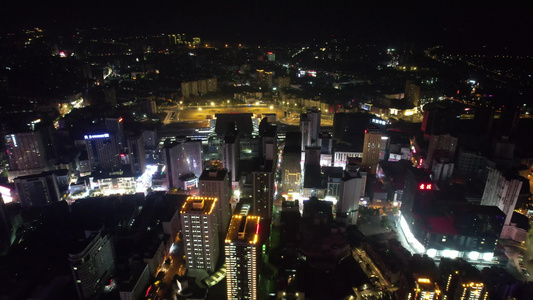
top-left (225, 215), bottom-right (260, 244)
top-left (180, 196), bottom-right (218, 215)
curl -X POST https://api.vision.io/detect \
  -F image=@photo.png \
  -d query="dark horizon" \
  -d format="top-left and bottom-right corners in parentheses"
top-left (2, 1), bottom-right (533, 51)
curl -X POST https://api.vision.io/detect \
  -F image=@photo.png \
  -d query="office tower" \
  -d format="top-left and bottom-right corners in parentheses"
top-left (223, 133), bottom-right (240, 184)
top-left (69, 230), bottom-right (116, 300)
top-left (199, 167), bottom-right (232, 234)
top-left (180, 196), bottom-right (219, 272)
top-left (162, 138), bottom-right (203, 189)
top-left (300, 107), bottom-right (321, 151)
top-left (426, 133), bottom-right (458, 168)
top-left (259, 118), bottom-right (277, 162)
top-left (105, 117), bottom-right (124, 149)
top-left (5, 132), bottom-right (47, 172)
top-left (281, 132), bottom-right (301, 194)
top-left (252, 160), bottom-right (275, 219)
top-left (126, 134), bottom-right (146, 175)
top-left (14, 172), bottom-right (61, 207)
top-left (85, 133), bottom-right (122, 172)
top-left (337, 163), bottom-right (364, 225)
top-left (481, 168), bottom-right (523, 227)
top-left (225, 215), bottom-right (261, 300)
top-left (361, 128), bottom-right (382, 174)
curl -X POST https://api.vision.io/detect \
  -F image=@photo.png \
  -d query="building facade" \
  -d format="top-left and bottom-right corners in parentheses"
top-left (85, 133), bottom-right (122, 172)
top-left (481, 168), bottom-right (523, 227)
top-left (69, 230), bottom-right (116, 300)
top-left (199, 167), bottom-right (232, 234)
top-left (362, 129), bottom-right (382, 174)
top-left (180, 196), bottom-right (219, 272)
top-left (225, 215), bottom-right (261, 300)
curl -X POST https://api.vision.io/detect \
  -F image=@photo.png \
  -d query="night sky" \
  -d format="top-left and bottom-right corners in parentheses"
top-left (2, 0), bottom-right (533, 49)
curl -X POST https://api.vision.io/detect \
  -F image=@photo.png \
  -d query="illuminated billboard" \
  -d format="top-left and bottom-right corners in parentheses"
top-left (84, 133), bottom-right (110, 140)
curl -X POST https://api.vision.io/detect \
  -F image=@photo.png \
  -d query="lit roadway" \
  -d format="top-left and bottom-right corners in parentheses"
top-left (161, 104), bottom-right (285, 125)
top-left (352, 248), bottom-right (398, 294)
top-left (161, 104), bottom-right (334, 127)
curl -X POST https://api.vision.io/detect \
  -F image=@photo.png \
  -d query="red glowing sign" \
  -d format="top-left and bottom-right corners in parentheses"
top-left (118, 117), bottom-right (123, 123)
top-left (255, 223), bottom-right (260, 235)
top-left (419, 183), bottom-right (432, 190)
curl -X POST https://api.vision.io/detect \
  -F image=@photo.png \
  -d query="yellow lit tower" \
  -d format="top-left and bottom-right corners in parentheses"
top-left (225, 215), bottom-right (261, 300)
top-left (407, 278), bottom-right (442, 300)
top-left (361, 128), bottom-right (382, 174)
top-left (180, 196), bottom-right (219, 272)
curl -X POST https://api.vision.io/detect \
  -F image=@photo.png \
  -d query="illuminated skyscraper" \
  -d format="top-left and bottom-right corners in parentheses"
top-left (199, 166), bottom-right (232, 234)
top-left (361, 128), bottom-right (382, 174)
top-left (407, 278), bottom-right (441, 300)
top-left (252, 160), bottom-right (275, 220)
top-left (180, 197), bottom-right (219, 272)
top-left (84, 133), bottom-right (121, 172)
top-left (5, 132), bottom-right (46, 172)
top-left (225, 215), bottom-right (260, 300)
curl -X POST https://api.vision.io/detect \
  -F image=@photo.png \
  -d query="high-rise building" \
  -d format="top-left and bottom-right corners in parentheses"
top-left (439, 258), bottom-right (487, 300)
top-left (162, 138), bottom-right (203, 189)
top-left (181, 81), bottom-right (191, 98)
top-left (431, 158), bottom-right (454, 183)
top-left (426, 133), bottom-right (458, 168)
top-left (252, 160), bottom-right (275, 220)
top-left (69, 230), bottom-right (116, 300)
top-left (207, 78), bottom-right (218, 92)
top-left (85, 133), bottom-right (122, 172)
top-left (481, 168), bottom-right (523, 227)
top-left (198, 80), bottom-right (208, 95)
top-left (300, 108), bottom-right (321, 151)
top-left (223, 134), bottom-right (240, 184)
top-left (361, 128), bottom-right (382, 174)
top-left (105, 117), bottom-right (124, 149)
top-left (126, 134), bottom-right (146, 175)
top-left (405, 80), bottom-right (421, 107)
top-left (199, 166), bottom-right (232, 234)
top-left (337, 162), bottom-right (364, 225)
top-left (180, 196), bottom-right (219, 272)
top-left (225, 215), bottom-right (261, 300)
top-left (281, 132), bottom-right (301, 194)
top-left (5, 132), bottom-right (47, 172)
top-left (14, 172), bottom-right (61, 207)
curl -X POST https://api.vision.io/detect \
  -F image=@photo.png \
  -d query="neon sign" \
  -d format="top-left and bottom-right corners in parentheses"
top-left (84, 133), bottom-right (110, 140)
